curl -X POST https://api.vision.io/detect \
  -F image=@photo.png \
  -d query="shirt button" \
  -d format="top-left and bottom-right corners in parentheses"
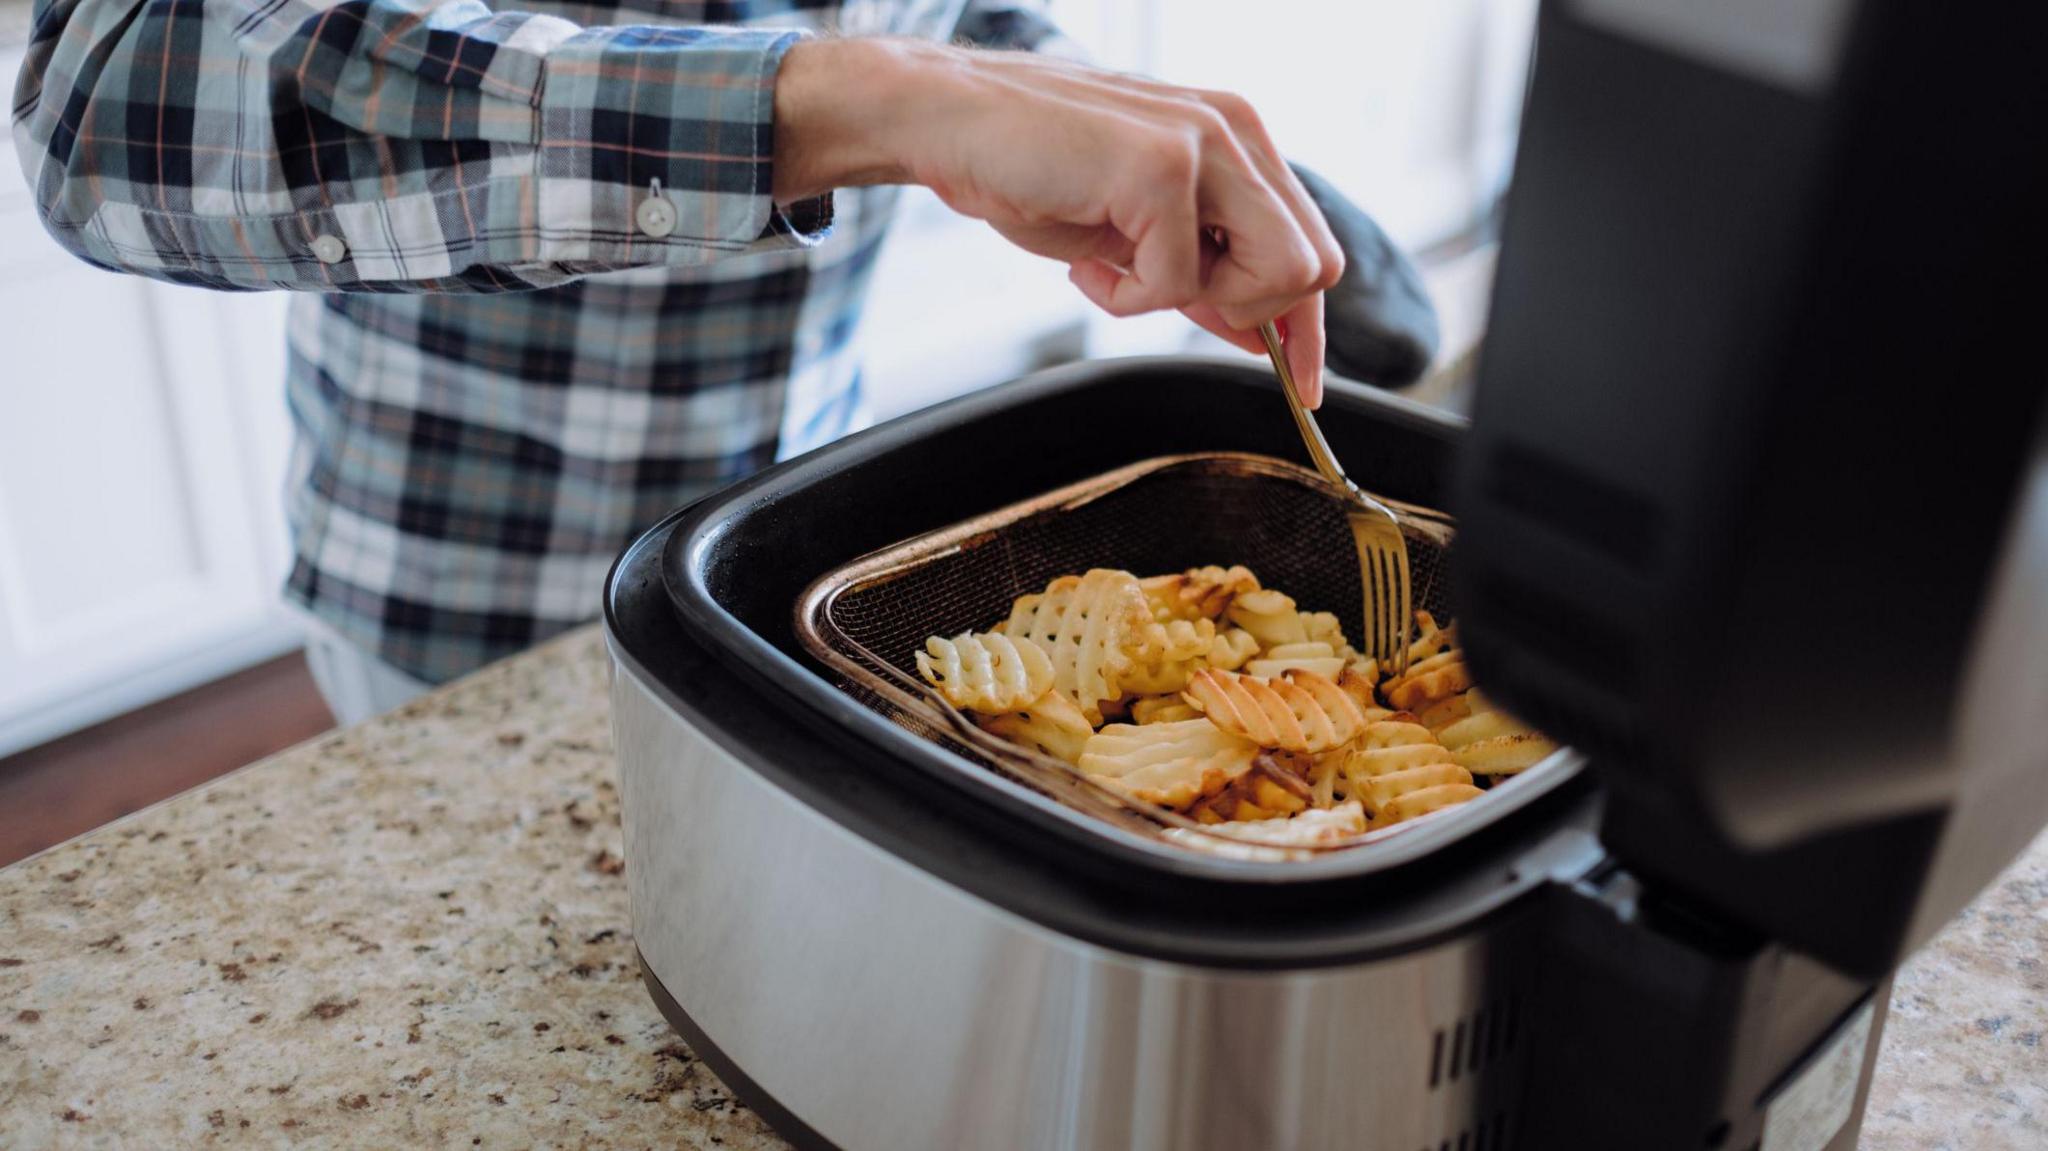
top-left (636, 193), bottom-right (677, 239)
top-left (310, 234), bottom-right (347, 265)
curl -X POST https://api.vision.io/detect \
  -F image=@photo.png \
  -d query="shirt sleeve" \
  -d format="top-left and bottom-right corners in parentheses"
top-left (9, 0), bottom-right (835, 292)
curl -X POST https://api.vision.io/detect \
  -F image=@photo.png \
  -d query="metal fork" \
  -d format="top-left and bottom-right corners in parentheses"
top-left (1257, 321), bottom-right (1414, 680)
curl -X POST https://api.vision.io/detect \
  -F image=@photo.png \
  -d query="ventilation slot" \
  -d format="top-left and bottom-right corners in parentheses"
top-left (1428, 996), bottom-right (1521, 1089)
top-left (1419, 1108), bottom-right (1515, 1151)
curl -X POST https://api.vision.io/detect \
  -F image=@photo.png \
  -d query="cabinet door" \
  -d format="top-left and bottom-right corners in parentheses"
top-left (0, 52), bottom-right (297, 755)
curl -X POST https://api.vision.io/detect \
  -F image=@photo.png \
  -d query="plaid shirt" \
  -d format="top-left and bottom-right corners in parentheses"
top-left (13, 0), bottom-right (1062, 683)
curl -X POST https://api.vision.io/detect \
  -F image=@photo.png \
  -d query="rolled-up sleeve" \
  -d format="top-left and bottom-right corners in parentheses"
top-left (10, 0), bottom-right (833, 292)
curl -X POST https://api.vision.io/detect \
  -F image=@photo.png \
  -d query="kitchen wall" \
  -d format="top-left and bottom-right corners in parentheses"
top-left (0, 0), bottom-right (1533, 751)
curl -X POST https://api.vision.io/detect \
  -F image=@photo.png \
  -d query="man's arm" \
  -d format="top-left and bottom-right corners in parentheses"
top-left (13, 0), bottom-right (1344, 399)
top-left (774, 36), bottom-right (1344, 402)
top-left (11, 0), bottom-right (834, 292)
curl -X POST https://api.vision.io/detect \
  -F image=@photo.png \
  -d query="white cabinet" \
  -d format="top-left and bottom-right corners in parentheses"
top-left (0, 43), bottom-right (298, 755)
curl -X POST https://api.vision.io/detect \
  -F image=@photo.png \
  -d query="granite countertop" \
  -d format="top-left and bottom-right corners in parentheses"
top-left (0, 626), bottom-right (2042, 1148)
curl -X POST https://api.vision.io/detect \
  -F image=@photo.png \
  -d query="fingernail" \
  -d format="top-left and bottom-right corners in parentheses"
top-left (1274, 317), bottom-right (1290, 343)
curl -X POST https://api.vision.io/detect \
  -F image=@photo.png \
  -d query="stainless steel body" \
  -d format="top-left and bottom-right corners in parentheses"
top-left (606, 358), bottom-right (1907, 1149)
top-left (611, 656), bottom-right (1540, 1151)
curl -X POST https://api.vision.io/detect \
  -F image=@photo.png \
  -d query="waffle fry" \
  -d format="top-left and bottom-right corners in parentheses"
top-left (1302, 612), bottom-right (1355, 658)
top-left (978, 690), bottom-right (1094, 765)
top-left (1149, 618), bottom-right (1218, 662)
top-left (1207, 628), bottom-right (1261, 671)
top-left (1120, 618), bottom-right (1221, 695)
top-left (918, 574), bottom-right (1552, 854)
top-left (1141, 565), bottom-right (1261, 622)
top-left (1408, 610), bottom-right (1456, 661)
top-left (1187, 751), bottom-right (1316, 823)
top-left (915, 631), bottom-right (1055, 713)
top-left (1132, 696), bottom-right (1202, 725)
top-left (1438, 699), bottom-right (1558, 775)
top-left (1159, 801), bottom-right (1368, 859)
top-left (1001, 569), bottom-right (1154, 724)
top-left (1184, 668), bottom-right (1370, 755)
top-left (1417, 689), bottom-right (1476, 733)
top-left (1079, 719), bottom-right (1259, 809)
top-left (1375, 782), bottom-right (1487, 827)
top-left (1336, 664), bottom-right (1387, 718)
top-left (1354, 762), bottom-right (1474, 814)
top-left (1383, 650), bottom-right (1473, 712)
top-left (1227, 588), bottom-right (1311, 648)
top-left (1343, 718), bottom-right (1453, 777)
top-left (1246, 640), bottom-right (1348, 680)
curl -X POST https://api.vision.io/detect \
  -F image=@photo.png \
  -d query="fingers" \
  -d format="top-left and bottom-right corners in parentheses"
top-left (1048, 72), bottom-right (1342, 325)
top-left (1179, 302), bottom-right (1270, 356)
top-left (1194, 89), bottom-right (1344, 293)
top-left (1280, 294), bottom-right (1326, 409)
top-left (1179, 296), bottom-right (1327, 410)
top-left (928, 52), bottom-right (1338, 368)
top-left (1097, 154), bottom-right (1203, 315)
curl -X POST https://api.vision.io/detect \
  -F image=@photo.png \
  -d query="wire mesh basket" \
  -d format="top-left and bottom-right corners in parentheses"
top-left (794, 452), bottom-right (1480, 856)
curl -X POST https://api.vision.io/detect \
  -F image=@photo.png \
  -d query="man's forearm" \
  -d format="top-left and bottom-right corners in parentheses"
top-left (772, 38), bottom-right (949, 203)
top-left (13, 0), bottom-right (832, 294)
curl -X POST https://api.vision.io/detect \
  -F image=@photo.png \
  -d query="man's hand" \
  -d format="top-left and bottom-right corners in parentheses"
top-left (775, 38), bottom-right (1344, 406)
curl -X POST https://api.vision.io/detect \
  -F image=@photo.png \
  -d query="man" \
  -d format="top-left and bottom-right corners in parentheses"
top-left (13, 0), bottom-right (1343, 723)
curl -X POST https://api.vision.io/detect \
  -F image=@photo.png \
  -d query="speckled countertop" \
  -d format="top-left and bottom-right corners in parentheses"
top-left (0, 626), bottom-right (2042, 1148)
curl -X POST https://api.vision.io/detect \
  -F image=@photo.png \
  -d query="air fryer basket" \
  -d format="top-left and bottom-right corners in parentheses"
top-left (797, 452), bottom-right (1559, 855)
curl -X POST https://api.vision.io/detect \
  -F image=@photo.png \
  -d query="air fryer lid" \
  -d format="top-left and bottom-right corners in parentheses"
top-left (1453, 0), bottom-right (2048, 979)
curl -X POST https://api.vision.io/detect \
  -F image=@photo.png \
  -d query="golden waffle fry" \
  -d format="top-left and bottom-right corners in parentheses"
top-left (1301, 611), bottom-right (1355, 658)
top-left (1131, 696), bottom-right (1202, 725)
top-left (1188, 751), bottom-right (1315, 823)
top-left (1373, 783), bottom-right (1486, 828)
top-left (1403, 683), bottom-right (1562, 775)
top-left (937, 565), bottom-right (1549, 852)
top-left (1336, 663), bottom-right (1386, 718)
top-left (1152, 618), bottom-right (1218, 662)
top-left (1140, 565), bottom-right (1261, 622)
top-left (1451, 734), bottom-right (1557, 775)
top-left (1207, 628), bottom-right (1261, 671)
top-left (1226, 588), bottom-right (1309, 648)
top-left (1341, 718), bottom-right (1453, 778)
top-left (1417, 689), bottom-right (1477, 733)
top-left (1245, 639), bottom-right (1348, 680)
top-left (977, 690), bottom-right (1095, 765)
top-left (1437, 706), bottom-right (1529, 749)
top-left (1308, 749), bottom-right (1342, 808)
top-left (1354, 762), bottom-right (1474, 814)
top-left (1079, 719), bottom-right (1258, 809)
top-left (1407, 610), bottom-right (1456, 662)
top-left (914, 631), bottom-right (1055, 713)
top-left (1184, 668), bottom-right (1370, 755)
top-left (1263, 641), bottom-right (1336, 661)
top-left (1119, 618), bottom-right (1221, 695)
top-left (1288, 669), bottom-right (1375, 740)
top-left (1383, 650), bottom-right (1472, 712)
top-left (1001, 569), bottom-right (1154, 724)
top-left (1159, 801), bottom-right (1368, 858)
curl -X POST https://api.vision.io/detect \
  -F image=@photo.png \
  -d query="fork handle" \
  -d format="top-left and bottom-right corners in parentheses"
top-left (1259, 321), bottom-right (1350, 488)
